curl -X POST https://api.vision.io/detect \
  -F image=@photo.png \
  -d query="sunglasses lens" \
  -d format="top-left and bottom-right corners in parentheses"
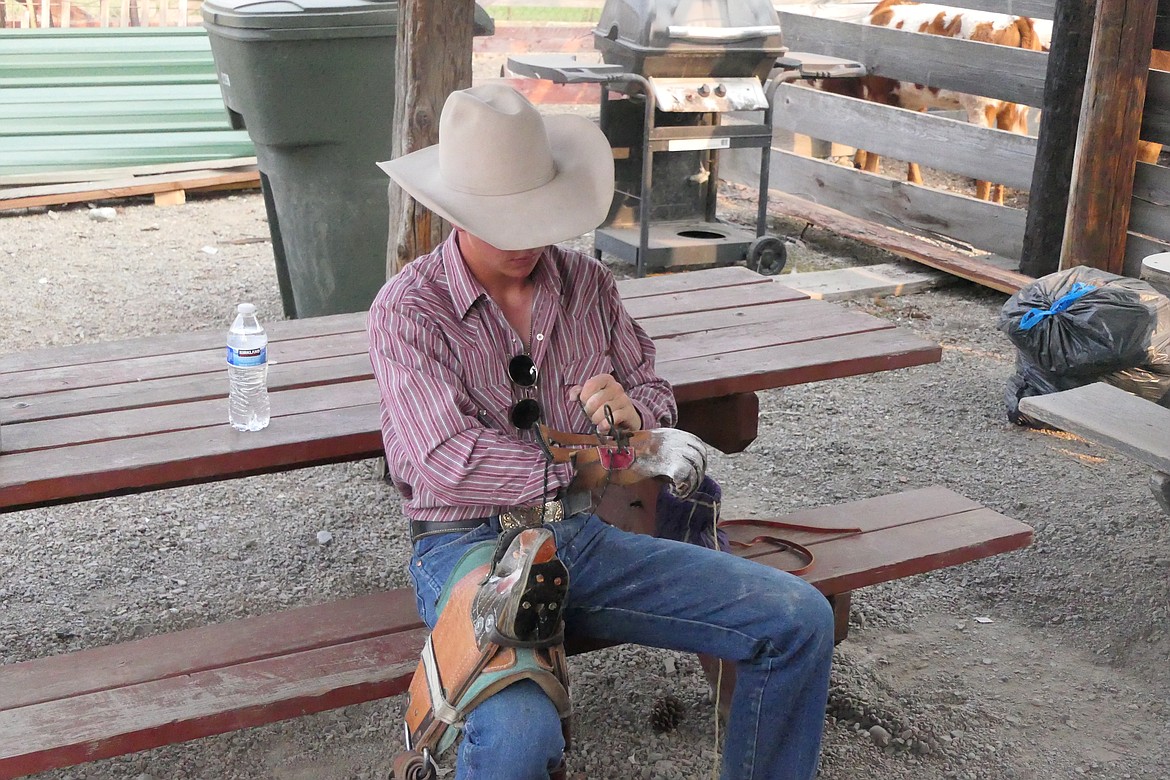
top-left (510, 398), bottom-right (542, 430)
top-left (508, 354), bottom-right (538, 387)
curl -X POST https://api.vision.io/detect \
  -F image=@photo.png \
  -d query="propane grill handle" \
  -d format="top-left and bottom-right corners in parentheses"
top-left (666, 25), bottom-right (782, 43)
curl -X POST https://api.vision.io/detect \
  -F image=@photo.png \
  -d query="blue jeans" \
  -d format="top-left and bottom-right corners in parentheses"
top-left (409, 513), bottom-right (834, 780)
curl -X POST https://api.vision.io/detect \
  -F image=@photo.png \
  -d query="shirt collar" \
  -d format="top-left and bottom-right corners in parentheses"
top-left (442, 232), bottom-right (565, 319)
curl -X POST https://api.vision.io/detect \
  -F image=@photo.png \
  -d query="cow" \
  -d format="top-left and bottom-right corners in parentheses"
top-left (822, 0), bottom-right (1045, 204)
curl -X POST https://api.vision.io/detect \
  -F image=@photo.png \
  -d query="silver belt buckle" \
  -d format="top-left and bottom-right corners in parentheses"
top-left (499, 499), bottom-right (565, 531)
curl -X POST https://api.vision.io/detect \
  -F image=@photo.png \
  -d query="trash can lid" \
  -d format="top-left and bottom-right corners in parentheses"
top-left (201, 0), bottom-right (396, 30)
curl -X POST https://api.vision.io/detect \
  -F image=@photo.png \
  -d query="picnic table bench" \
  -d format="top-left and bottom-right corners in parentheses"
top-left (1019, 382), bottom-right (1170, 515)
top-left (0, 266), bottom-right (1033, 777)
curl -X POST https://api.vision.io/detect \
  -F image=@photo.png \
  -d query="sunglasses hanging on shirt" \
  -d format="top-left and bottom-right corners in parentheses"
top-left (508, 354), bottom-right (542, 430)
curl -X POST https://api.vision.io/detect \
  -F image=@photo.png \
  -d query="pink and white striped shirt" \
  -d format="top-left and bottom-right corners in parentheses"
top-left (367, 233), bottom-right (677, 523)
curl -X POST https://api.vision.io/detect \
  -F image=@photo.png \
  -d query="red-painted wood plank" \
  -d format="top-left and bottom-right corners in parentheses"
top-left (626, 281), bottom-right (806, 320)
top-left (0, 488), bottom-right (1030, 778)
top-left (0, 312), bottom-right (367, 376)
top-left (724, 487), bottom-right (983, 548)
top-left (666, 328), bottom-right (943, 402)
top-left (0, 629), bottom-right (428, 779)
top-left (637, 299), bottom-right (817, 339)
top-left (616, 265), bottom-right (773, 299)
top-left (2, 331), bottom-right (369, 399)
top-left (768, 508), bottom-right (1034, 595)
top-left (4, 353), bottom-right (374, 425)
top-left (0, 404), bottom-right (385, 512)
top-left (7, 380), bottom-right (379, 454)
top-left (653, 301), bottom-right (896, 364)
top-left (0, 589), bottom-right (419, 712)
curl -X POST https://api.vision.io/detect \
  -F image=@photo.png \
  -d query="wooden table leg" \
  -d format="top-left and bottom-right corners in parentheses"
top-left (677, 393), bottom-right (759, 454)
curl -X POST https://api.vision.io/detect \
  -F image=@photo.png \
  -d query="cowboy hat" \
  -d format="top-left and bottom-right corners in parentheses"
top-left (377, 84), bottom-right (615, 251)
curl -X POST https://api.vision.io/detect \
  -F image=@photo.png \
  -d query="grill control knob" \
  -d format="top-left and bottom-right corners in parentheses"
top-left (714, 83), bottom-right (727, 97)
top-left (697, 84), bottom-right (711, 97)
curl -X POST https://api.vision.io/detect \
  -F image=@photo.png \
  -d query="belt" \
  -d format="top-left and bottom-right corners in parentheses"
top-left (499, 491), bottom-right (592, 531)
top-left (408, 492), bottom-right (592, 543)
top-left (409, 517), bottom-right (490, 543)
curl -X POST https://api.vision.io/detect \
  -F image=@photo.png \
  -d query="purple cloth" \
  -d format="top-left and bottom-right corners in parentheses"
top-left (654, 475), bottom-right (729, 552)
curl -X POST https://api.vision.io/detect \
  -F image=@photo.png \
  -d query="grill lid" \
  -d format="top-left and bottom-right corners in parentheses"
top-left (594, 0), bottom-right (784, 79)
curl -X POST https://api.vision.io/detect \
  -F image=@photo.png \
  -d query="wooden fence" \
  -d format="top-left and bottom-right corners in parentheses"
top-left (766, 0), bottom-right (1170, 289)
top-left (1, 0), bottom-right (203, 28)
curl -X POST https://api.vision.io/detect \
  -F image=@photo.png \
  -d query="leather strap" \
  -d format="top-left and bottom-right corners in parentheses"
top-left (719, 519), bottom-right (863, 576)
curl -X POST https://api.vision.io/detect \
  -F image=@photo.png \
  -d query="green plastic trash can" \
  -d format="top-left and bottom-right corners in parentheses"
top-left (201, 0), bottom-right (398, 318)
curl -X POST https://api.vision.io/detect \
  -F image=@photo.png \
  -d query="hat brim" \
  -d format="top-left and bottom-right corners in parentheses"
top-left (378, 114), bottom-right (615, 251)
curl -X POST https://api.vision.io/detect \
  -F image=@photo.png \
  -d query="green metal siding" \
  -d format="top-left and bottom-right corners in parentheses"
top-left (0, 27), bottom-right (254, 176)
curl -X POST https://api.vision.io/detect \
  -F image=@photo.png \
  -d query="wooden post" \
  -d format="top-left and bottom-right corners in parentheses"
top-left (1061, 0), bottom-right (1158, 274)
top-left (386, 0), bottom-right (475, 277)
top-left (1019, 0), bottom-right (1095, 279)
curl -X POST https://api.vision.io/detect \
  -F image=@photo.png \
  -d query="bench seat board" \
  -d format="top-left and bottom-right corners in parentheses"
top-left (0, 488), bottom-right (1029, 778)
top-left (0, 630), bottom-right (428, 778)
top-left (0, 488), bottom-right (1028, 778)
top-left (1017, 382), bottom-right (1170, 473)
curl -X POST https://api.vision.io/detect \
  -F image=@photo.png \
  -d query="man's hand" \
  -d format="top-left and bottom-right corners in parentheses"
top-left (571, 373), bottom-right (642, 434)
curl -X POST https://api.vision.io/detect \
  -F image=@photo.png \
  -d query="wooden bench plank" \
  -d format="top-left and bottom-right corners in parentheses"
top-left (0, 405), bottom-right (386, 511)
top-left (0, 590), bottom-right (420, 712)
top-left (725, 486), bottom-right (983, 550)
top-left (624, 281), bottom-right (806, 320)
top-left (0, 312), bottom-right (366, 375)
top-left (754, 508), bottom-right (1032, 594)
top-left (653, 301), bottom-right (896, 363)
top-left (4, 353), bottom-right (374, 425)
top-left (1, 330), bottom-right (369, 398)
top-left (1017, 382), bottom-right (1170, 473)
top-left (615, 265), bottom-right (773, 299)
top-left (666, 328), bottom-right (942, 402)
top-left (6, 380), bottom-right (379, 454)
top-left (0, 488), bottom-right (1030, 779)
top-left (0, 630), bottom-right (427, 779)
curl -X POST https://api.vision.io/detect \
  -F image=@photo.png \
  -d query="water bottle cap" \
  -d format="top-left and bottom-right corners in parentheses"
top-left (237, 303), bottom-right (256, 315)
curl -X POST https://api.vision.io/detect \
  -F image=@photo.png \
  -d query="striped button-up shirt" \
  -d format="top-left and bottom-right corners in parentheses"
top-left (367, 233), bottom-right (677, 524)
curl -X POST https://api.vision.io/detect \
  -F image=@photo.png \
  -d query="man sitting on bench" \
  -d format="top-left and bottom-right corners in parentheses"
top-left (368, 84), bottom-right (834, 780)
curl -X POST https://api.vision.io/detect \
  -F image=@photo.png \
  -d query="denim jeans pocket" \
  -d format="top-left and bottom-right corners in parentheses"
top-left (409, 526), bottom-right (495, 626)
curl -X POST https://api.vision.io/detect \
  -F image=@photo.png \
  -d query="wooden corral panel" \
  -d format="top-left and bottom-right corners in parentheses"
top-left (941, 0), bottom-right (1054, 16)
top-left (767, 9), bottom-right (1046, 287)
top-left (779, 12), bottom-right (1047, 106)
top-left (774, 84), bottom-right (1037, 190)
top-left (765, 3), bottom-right (1170, 287)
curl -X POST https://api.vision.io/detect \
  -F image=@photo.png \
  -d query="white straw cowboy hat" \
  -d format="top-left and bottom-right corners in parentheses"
top-left (377, 84), bottom-right (615, 251)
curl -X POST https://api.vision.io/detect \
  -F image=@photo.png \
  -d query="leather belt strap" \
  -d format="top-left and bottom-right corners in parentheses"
top-left (410, 517), bottom-right (490, 544)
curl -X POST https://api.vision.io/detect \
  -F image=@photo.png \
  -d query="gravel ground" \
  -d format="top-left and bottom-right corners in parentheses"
top-left (2, 187), bottom-right (1169, 780)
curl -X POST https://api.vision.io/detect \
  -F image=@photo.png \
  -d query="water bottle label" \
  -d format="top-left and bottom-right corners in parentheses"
top-left (227, 345), bottom-right (267, 367)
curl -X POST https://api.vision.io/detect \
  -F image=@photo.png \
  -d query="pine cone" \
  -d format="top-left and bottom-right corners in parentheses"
top-left (649, 694), bottom-right (685, 733)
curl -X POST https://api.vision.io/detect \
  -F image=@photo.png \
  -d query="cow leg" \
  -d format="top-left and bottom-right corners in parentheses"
top-left (907, 162), bottom-right (924, 185)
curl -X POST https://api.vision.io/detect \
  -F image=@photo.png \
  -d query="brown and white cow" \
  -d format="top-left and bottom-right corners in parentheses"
top-left (824, 0), bottom-right (1044, 204)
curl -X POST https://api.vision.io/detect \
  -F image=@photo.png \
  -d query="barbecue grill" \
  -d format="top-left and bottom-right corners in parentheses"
top-left (509, 0), bottom-right (862, 276)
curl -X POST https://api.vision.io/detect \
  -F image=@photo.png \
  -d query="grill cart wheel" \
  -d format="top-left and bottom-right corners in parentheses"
top-left (391, 750), bottom-right (436, 780)
top-left (749, 235), bottom-right (787, 275)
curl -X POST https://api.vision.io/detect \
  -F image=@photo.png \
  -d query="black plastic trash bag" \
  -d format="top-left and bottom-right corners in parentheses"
top-left (999, 266), bottom-right (1170, 426)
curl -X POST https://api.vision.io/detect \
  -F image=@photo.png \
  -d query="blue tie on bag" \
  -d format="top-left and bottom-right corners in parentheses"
top-left (1017, 282), bottom-right (1095, 331)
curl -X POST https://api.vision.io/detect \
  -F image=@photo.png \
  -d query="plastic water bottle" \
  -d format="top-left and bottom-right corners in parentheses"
top-left (226, 303), bottom-right (270, 431)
